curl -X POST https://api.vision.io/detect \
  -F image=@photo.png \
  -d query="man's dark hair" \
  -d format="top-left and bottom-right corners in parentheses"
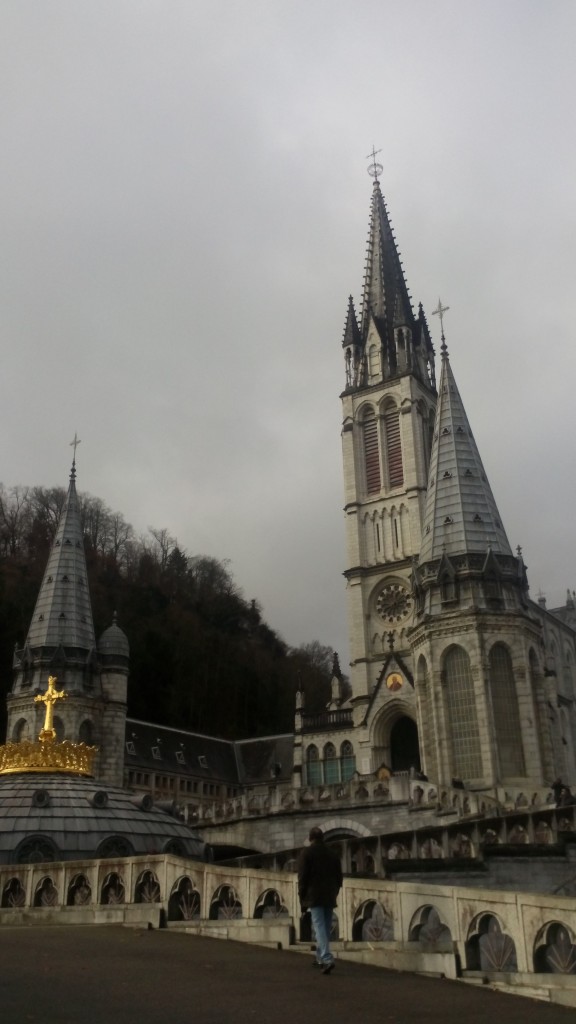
top-left (308, 826), bottom-right (324, 843)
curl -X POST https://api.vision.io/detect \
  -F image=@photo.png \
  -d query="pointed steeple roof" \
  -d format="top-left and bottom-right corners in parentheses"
top-left (26, 462), bottom-right (96, 650)
top-left (361, 178), bottom-right (415, 342)
top-left (341, 166), bottom-right (435, 391)
top-left (341, 295), bottom-right (362, 350)
top-left (419, 339), bottom-right (513, 564)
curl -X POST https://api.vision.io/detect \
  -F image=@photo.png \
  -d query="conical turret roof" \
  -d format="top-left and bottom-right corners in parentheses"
top-left (25, 463), bottom-right (96, 650)
top-left (419, 342), bottom-right (513, 564)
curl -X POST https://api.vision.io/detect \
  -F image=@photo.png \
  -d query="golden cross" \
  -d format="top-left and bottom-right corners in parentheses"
top-left (34, 675), bottom-right (67, 742)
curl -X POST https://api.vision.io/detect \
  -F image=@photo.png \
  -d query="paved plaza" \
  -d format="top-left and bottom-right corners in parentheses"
top-left (0, 926), bottom-right (573, 1024)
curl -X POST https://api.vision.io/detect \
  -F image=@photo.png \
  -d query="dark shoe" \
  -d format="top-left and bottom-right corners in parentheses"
top-left (312, 960), bottom-right (321, 968)
top-left (322, 962), bottom-right (334, 975)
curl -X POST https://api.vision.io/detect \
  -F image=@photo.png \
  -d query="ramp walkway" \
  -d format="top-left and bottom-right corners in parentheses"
top-left (0, 925), bottom-right (573, 1023)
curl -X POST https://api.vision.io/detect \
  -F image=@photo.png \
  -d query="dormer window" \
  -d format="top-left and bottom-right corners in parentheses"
top-left (175, 751), bottom-right (185, 765)
top-left (152, 746), bottom-right (162, 760)
top-left (198, 755), bottom-right (208, 769)
top-left (126, 741), bottom-right (136, 755)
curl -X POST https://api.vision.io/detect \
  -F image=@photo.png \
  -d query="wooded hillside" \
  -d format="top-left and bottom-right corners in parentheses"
top-left (0, 484), bottom-right (339, 739)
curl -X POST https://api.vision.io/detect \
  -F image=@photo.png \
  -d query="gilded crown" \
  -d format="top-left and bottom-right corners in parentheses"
top-left (0, 676), bottom-right (98, 777)
top-left (0, 738), bottom-right (97, 776)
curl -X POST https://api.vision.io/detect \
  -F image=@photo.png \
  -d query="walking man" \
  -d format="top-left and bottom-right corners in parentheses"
top-left (297, 826), bottom-right (343, 974)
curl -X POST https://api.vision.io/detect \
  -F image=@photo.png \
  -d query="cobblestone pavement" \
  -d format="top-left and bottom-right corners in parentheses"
top-left (0, 926), bottom-right (573, 1024)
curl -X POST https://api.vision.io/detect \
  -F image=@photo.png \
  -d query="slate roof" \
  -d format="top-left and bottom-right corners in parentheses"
top-left (419, 344), bottom-right (513, 564)
top-left (125, 719), bottom-right (240, 783)
top-left (0, 772), bottom-right (206, 864)
top-left (25, 466), bottom-right (96, 651)
top-left (235, 735), bottom-right (294, 784)
top-left (124, 720), bottom-right (294, 786)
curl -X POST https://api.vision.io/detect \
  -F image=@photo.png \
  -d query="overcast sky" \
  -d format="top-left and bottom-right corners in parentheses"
top-left (1, 1), bottom-right (575, 665)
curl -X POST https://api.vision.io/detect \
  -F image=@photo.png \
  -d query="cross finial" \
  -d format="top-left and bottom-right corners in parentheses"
top-left (366, 146), bottom-right (383, 182)
top-left (69, 433), bottom-right (81, 478)
top-left (34, 675), bottom-right (67, 743)
top-left (432, 298), bottom-right (450, 355)
top-left (70, 432), bottom-right (81, 461)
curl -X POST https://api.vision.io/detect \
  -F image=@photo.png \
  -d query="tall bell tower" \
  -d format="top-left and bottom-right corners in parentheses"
top-left (341, 154), bottom-right (436, 704)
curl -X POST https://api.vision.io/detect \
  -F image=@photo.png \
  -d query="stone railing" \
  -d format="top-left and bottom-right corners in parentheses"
top-left (300, 709), bottom-right (354, 733)
top-left (2, 853), bottom-right (576, 1005)
top-left (198, 775), bottom-right (555, 829)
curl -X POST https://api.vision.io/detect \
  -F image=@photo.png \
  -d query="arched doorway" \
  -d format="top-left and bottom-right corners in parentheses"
top-left (390, 717), bottom-right (420, 772)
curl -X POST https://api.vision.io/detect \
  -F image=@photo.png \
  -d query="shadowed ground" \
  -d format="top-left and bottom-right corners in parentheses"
top-left (0, 926), bottom-right (573, 1024)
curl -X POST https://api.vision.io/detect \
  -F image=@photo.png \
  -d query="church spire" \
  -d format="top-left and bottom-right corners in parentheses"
top-left (419, 313), bottom-right (513, 564)
top-left (361, 175), bottom-right (413, 341)
top-left (342, 154), bottom-right (435, 390)
top-left (25, 454), bottom-right (96, 651)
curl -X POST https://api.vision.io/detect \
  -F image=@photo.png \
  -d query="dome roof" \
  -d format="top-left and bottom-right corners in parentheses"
top-left (98, 615), bottom-right (129, 660)
top-left (0, 773), bottom-right (206, 865)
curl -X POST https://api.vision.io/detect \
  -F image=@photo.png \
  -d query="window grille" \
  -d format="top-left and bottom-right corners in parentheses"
top-left (384, 409), bottom-right (403, 487)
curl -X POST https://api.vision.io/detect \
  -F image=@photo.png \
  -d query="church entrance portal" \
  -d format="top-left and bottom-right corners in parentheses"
top-left (390, 717), bottom-right (420, 773)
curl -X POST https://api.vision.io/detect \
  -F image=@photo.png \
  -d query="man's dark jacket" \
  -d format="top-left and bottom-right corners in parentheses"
top-left (297, 841), bottom-right (343, 909)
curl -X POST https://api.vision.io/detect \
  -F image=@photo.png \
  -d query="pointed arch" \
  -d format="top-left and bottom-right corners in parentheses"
top-left (488, 642), bottom-right (525, 777)
top-left (362, 406), bottom-right (381, 494)
top-left (443, 645), bottom-right (482, 779)
top-left (305, 744), bottom-right (321, 786)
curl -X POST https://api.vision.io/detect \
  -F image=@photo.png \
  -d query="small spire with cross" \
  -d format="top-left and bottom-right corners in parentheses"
top-left (69, 433), bottom-right (81, 479)
top-left (432, 298), bottom-right (450, 355)
top-left (367, 145), bottom-right (383, 182)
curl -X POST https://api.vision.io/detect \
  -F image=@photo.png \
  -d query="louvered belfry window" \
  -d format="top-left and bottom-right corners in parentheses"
top-left (384, 408), bottom-right (403, 487)
top-left (363, 410), bottom-right (381, 494)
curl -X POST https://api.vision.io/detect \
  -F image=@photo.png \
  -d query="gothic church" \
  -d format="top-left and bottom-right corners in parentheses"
top-left (4, 166), bottom-right (576, 860)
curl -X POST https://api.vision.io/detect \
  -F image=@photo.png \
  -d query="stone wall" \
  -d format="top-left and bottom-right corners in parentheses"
top-left (2, 852), bottom-right (576, 999)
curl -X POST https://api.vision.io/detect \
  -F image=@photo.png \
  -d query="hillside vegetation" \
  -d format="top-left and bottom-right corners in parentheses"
top-left (0, 484), bottom-right (338, 739)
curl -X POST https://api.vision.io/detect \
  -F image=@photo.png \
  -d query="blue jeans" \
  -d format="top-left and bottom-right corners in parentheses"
top-left (310, 905), bottom-right (334, 964)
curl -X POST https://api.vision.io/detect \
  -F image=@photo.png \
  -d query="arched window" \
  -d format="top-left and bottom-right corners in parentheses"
top-left (489, 643), bottom-right (525, 777)
top-left (306, 745), bottom-right (321, 786)
top-left (383, 407), bottom-right (403, 488)
top-left (362, 408), bottom-right (381, 494)
top-left (324, 742), bottom-right (339, 784)
top-left (79, 720), bottom-right (94, 745)
top-left (12, 718), bottom-right (29, 742)
top-left (341, 741), bottom-right (356, 781)
top-left (444, 646), bottom-right (482, 779)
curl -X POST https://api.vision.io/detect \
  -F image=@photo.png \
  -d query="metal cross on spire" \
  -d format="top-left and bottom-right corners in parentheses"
top-left (432, 298), bottom-right (450, 355)
top-left (69, 433), bottom-right (81, 479)
top-left (70, 432), bottom-right (81, 462)
top-left (366, 145), bottom-right (383, 182)
top-left (432, 298), bottom-right (450, 337)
